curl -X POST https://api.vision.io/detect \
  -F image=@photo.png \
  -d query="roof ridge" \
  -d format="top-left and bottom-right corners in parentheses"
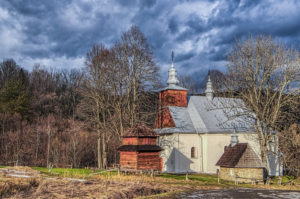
top-left (188, 98), bottom-right (207, 132)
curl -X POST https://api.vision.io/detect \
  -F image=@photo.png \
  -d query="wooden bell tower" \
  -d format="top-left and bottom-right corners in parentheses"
top-left (154, 51), bottom-right (188, 128)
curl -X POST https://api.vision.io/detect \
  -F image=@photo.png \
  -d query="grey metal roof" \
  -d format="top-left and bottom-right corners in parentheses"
top-left (168, 106), bottom-right (195, 132)
top-left (155, 96), bottom-right (254, 134)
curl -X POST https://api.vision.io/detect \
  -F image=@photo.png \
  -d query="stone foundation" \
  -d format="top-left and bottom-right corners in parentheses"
top-left (219, 167), bottom-right (263, 183)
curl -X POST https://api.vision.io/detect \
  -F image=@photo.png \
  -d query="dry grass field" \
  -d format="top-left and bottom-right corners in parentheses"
top-left (0, 166), bottom-right (299, 199)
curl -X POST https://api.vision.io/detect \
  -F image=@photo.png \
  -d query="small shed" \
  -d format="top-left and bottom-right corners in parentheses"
top-left (216, 134), bottom-right (265, 183)
top-left (118, 123), bottom-right (163, 171)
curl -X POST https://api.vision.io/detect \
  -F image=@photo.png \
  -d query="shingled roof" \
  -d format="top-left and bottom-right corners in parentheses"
top-left (216, 143), bottom-right (264, 168)
top-left (123, 123), bottom-right (158, 137)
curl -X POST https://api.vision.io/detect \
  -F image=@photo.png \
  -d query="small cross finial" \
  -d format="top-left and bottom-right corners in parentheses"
top-left (167, 51), bottom-right (178, 85)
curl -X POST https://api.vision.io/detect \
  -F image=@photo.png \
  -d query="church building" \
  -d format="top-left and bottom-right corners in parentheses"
top-left (154, 55), bottom-right (282, 176)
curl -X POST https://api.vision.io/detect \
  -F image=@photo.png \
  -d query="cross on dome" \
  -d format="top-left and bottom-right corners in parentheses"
top-left (205, 70), bottom-right (214, 100)
top-left (167, 51), bottom-right (179, 86)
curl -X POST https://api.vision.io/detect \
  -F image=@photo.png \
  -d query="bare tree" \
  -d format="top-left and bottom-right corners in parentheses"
top-left (37, 114), bottom-right (57, 168)
top-left (79, 26), bottom-right (161, 168)
top-left (224, 35), bottom-right (300, 170)
top-left (178, 74), bottom-right (199, 94)
top-left (117, 26), bottom-right (161, 127)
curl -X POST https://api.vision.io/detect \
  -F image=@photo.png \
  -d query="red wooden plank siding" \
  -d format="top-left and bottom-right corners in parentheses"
top-left (118, 124), bottom-right (163, 171)
top-left (120, 151), bottom-right (138, 170)
top-left (137, 152), bottom-right (160, 170)
top-left (138, 138), bottom-right (157, 145)
top-left (123, 137), bottom-right (139, 145)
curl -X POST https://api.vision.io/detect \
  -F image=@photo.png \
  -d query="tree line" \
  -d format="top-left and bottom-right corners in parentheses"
top-left (0, 26), bottom-right (160, 169)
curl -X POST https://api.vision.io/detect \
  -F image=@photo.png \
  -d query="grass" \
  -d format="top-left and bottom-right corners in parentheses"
top-left (269, 175), bottom-right (300, 185)
top-left (1, 166), bottom-right (299, 198)
top-left (31, 167), bottom-right (105, 178)
top-left (5, 166), bottom-right (300, 187)
top-left (158, 173), bottom-right (217, 183)
top-left (157, 173), bottom-right (230, 187)
top-left (156, 173), bottom-right (300, 190)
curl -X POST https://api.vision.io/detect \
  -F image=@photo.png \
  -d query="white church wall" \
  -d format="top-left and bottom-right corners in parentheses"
top-left (159, 134), bottom-right (176, 172)
top-left (159, 133), bottom-right (260, 173)
top-left (159, 133), bottom-right (203, 173)
top-left (159, 132), bottom-right (283, 175)
top-left (267, 136), bottom-right (283, 176)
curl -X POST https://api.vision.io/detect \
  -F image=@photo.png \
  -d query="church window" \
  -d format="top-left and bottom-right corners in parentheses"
top-left (191, 147), bottom-right (197, 158)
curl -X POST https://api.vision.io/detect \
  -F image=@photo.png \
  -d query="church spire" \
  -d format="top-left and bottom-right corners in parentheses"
top-left (205, 70), bottom-right (214, 100)
top-left (167, 51), bottom-right (179, 86)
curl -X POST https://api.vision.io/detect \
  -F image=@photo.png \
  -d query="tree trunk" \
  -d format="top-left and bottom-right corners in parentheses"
top-left (132, 68), bottom-right (136, 126)
top-left (47, 131), bottom-right (51, 168)
top-left (256, 119), bottom-right (269, 173)
top-left (97, 132), bottom-right (102, 169)
top-left (46, 120), bottom-right (51, 168)
top-left (35, 129), bottom-right (40, 160)
top-left (102, 132), bottom-right (107, 168)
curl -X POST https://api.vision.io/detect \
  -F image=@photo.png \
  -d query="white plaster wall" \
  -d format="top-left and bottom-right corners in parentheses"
top-left (159, 132), bottom-right (281, 175)
top-left (267, 136), bottom-right (283, 176)
top-left (159, 133), bottom-right (203, 173)
top-left (159, 134), bottom-right (176, 172)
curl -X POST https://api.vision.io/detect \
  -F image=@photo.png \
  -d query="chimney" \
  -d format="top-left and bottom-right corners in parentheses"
top-left (230, 130), bottom-right (239, 147)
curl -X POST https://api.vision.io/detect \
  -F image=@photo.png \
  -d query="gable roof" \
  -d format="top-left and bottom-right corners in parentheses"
top-left (216, 143), bottom-right (264, 168)
top-left (155, 96), bottom-right (254, 134)
top-left (167, 106), bottom-right (195, 133)
top-left (123, 123), bottom-right (158, 137)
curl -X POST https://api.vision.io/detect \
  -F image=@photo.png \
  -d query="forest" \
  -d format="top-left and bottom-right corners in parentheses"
top-left (0, 26), bottom-right (161, 169)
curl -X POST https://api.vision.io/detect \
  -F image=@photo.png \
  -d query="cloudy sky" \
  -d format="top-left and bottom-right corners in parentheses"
top-left (1, 0), bottom-right (300, 81)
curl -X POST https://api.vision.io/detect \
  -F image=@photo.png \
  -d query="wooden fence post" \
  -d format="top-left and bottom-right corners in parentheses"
top-left (185, 172), bottom-right (189, 181)
top-left (278, 176), bottom-right (282, 185)
top-left (217, 169), bottom-right (220, 184)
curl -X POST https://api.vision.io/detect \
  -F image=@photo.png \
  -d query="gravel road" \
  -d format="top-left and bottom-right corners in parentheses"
top-left (175, 189), bottom-right (300, 199)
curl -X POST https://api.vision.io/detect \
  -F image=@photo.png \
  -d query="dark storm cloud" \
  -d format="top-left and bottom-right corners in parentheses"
top-left (0, 0), bottom-right (300, 78)
top-left (175, 52), bottom-right (196, 62)
top-left (168, 17), bottom-right (179, 34)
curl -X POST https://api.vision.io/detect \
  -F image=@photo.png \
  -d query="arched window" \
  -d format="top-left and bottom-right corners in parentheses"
top-left (191, 147), bottom-right (196, 158)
